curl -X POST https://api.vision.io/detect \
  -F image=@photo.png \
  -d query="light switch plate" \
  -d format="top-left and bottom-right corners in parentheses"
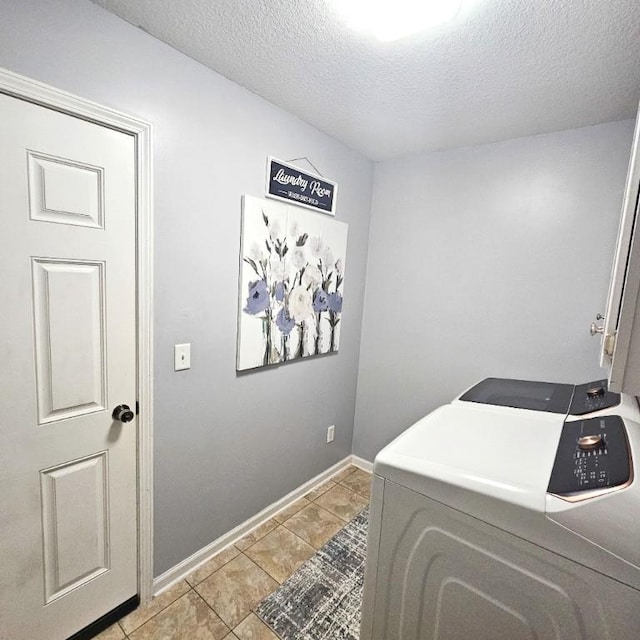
top-left (174, 343), bottom-right (191, 371)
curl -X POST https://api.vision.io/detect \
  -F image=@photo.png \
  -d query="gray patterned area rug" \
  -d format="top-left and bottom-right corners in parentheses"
top-left (256, 507), bottom-right (369, 640)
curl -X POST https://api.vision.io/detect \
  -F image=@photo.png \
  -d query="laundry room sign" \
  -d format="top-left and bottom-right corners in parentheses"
top-left (266, 157), bottom-right (337, 215)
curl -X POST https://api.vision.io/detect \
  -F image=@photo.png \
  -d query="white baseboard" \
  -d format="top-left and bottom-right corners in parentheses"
top-left (152, 455), bottom-right (355, 595)
top-left (350, 454), bottom-right (373, 472)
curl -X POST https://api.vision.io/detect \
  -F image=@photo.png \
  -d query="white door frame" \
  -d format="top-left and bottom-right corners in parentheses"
top-left (0, 68), bottom-right (154, 603)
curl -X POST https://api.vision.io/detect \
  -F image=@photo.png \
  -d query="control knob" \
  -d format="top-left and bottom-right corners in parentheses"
top-left (577, 434), bottom-right (604, 450)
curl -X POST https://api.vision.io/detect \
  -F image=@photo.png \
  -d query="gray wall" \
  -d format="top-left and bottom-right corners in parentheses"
top-left (353, 121), bottom-right (635, 462)
top-left (0, 0), bottom-right (374, 576)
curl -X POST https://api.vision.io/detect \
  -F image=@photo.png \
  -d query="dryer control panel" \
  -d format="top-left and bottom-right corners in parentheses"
top-left (568, 379), bottom-right (621, 415)
top-left (548, 415), bottom-right (631, 498)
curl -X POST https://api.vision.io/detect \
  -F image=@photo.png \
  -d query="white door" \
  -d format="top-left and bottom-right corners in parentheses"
top-left (599, 102), bottom-right (640, 394)
top-left (0, 93), bottom-right (138, 640)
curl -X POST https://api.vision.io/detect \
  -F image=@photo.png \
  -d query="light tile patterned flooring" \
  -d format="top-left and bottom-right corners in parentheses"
top-left (96, 466), bottom-right (371, 640)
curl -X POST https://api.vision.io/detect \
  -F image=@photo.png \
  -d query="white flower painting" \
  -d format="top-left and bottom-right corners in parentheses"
top-left (237, 195), bottom-right (348, 371)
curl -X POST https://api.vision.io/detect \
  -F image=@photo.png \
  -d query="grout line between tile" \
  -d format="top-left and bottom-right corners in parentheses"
top-left (186, 546), bottom-right (241, 587)
top-left (190, 587), bottom-right (233, 639)
top-left (231, 611), bottom-right (259, 638)
top-left (238, 548), bottom-right (282, 587)
top-left (124, 584), bottom-right (194, 637)
top-left (336, 480), bottom-right (370, 498)
top-left (248, 524), bottom-right (320, 584)
top-left (277, 505), bottom-right (341, 548)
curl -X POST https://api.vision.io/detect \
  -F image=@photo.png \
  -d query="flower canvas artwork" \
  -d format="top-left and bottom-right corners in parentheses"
top-left (237, 195), bottom-right (348, 371)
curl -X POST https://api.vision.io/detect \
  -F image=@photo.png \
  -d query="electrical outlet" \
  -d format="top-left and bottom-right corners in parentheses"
top-left (327, 425), bottom-right (335, 443)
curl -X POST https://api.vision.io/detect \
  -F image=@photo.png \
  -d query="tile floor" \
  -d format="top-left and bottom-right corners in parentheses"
top-left (96, 466), bottom-right (372, 640)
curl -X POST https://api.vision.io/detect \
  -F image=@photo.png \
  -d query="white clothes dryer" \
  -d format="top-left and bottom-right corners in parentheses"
top-left (360, 394), bottom-right (640, 640)
top-left (453, 376), bottom-right (640, 421)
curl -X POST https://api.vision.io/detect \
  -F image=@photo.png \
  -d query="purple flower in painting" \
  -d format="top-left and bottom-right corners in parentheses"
top-left (274, 281), bottom-right (285, 302)
top-left (244, 279), bottom-right (269, 315)
top-left (313, 289), bottom-right (329, 312)
top-left (328, 292), bottom-right (343, 313)
top-left (276, 308), bottom-right (295, 335)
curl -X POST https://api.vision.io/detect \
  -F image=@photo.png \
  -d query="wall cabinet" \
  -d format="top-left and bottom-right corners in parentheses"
top-left (601, 104), bottom-right (640, 394)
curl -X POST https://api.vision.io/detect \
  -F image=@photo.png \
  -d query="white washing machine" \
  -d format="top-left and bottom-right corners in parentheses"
top-left (360, 381), bottom-right (640, 640)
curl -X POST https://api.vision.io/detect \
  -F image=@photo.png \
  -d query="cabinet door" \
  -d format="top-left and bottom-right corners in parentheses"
top-left (601, 103), bottom-right (640, 393)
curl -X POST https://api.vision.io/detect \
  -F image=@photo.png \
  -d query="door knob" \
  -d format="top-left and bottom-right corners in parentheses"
top-left (590, 322), bottom-right (604, 336)
top-left (112, 404), bottom-right (134, 423)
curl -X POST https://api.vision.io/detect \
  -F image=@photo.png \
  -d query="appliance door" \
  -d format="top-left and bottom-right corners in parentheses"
top-left (600, 102), bottom-right (640, 394)
top-left (458, 377), bottom-right (574, 413)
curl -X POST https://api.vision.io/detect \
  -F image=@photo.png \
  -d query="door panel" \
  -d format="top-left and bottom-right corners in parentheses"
top-left (27, 151), bottom-right (105, 228)
top-left (41, 452), bottom-right (110, 603)
top-left (0, 92), bottom-right (137, 640)
top-left (33, 259), bottom-right (107, 423)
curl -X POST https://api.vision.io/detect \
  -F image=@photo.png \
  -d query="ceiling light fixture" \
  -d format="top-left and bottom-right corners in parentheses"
top-left (331, 0), bottom-right (463, 42)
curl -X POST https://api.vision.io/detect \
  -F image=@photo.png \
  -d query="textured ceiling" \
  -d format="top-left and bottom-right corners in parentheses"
top-left (91, 0), bottom-right (640, 160)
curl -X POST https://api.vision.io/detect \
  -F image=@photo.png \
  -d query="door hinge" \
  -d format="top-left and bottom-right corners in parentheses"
top-left (604, 333), bottom-right (617, 357)
top-left (136, 400), bottom-right (140, 415)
